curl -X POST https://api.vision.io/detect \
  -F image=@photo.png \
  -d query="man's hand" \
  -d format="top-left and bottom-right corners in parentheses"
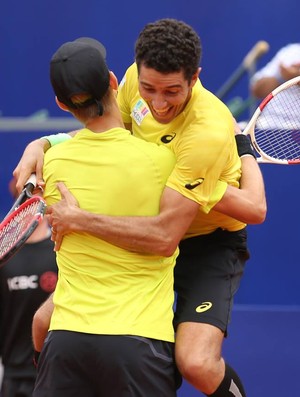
top-left (46, 182), bottom-right (80, 251)
top-left (13, 139), bottom-right (50, 193)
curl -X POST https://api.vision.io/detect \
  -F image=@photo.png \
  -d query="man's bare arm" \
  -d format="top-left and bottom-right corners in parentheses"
top-left (214, 155), bottom-right (267, 224)
top-left (13, 138), bottom-right (49, 192)
top-left (48, 183), bottom-right (199, 256)
top-left (49, 154), bottom-right (266, 256)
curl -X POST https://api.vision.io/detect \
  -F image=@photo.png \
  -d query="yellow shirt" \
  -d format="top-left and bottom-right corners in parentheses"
top-left (43, 127), bottom-right (178, 342)
top-left (117, 63), bottom-right (246, 236)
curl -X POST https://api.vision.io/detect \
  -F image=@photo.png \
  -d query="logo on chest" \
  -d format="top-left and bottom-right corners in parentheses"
top-left (160, 133), bottom-right (176, 144)
top-left (131, 100), bottom-right (150, 126)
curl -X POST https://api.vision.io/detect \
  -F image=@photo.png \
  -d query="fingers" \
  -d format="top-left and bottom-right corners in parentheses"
top-left (13, 167), bottom-right (31, 194)
top-left (50, 227), bottom-right (62, 252)
top-left (13, 168), bottom-right (45, 194)
top-left (56, 182), bottom-right (79, 207)
top-left (56, 182), bottom-right (68, 198)
top-left (50, 227), bottom-right (56, 246)
top-left (54, 235), bottom-right (62, 251)
top-left (32, 184), bottom-right (45, 197)
top-left (35, 160), bottom-right (45, 187)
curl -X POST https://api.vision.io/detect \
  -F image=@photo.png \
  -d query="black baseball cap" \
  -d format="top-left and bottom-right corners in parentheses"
top-left (50, 37), bottom-right (110, 113)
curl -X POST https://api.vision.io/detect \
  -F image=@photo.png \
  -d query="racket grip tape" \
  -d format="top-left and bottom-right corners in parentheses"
top-left (235, 135), bottom-right (256, 159)
top-left (25, 174), bottom-right (37, 188)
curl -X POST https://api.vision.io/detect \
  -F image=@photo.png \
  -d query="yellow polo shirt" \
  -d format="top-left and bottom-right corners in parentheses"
top-left (118, 63), bottom-right (246, 236)
top-left (43, 127), bottom-right (177, 342)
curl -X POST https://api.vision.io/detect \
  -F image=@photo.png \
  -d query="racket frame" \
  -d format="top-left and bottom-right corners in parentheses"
top-left (0, 190), bottom-right (46, 265)
top-left (243, 76), bottom-right (300, 164)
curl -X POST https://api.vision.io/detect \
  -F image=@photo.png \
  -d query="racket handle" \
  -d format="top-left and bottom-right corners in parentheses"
top-left (24, 173), bottom-right (37, 192)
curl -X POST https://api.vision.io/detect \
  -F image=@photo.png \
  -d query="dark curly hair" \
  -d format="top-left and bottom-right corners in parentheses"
top-left (135, 18), bottom-right (202, 83)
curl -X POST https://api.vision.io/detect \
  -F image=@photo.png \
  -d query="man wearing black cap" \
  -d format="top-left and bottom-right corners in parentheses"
top-left (50, 37), bottom-right (109, 117)
top-left (32, 38), bottom-right (179, 397)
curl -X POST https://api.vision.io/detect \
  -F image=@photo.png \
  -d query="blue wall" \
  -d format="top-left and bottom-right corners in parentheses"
top-left (1, 1), bottom-right (300, 395)
top-left (2, 0), bottom-right (300, 305)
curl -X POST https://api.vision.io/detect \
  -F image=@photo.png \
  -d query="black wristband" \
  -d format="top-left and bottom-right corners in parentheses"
top-left (33, 350), bottom-right (40, 368)
top-left (235, 134), bottom-right (256, 159)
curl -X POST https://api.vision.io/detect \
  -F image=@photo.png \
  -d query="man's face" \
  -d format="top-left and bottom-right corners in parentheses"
top-left (138, 64), bottom-right (198, 124)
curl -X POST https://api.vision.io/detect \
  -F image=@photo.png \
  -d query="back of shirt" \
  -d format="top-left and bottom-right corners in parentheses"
top-left (43, 127), bottom-right (178, 343)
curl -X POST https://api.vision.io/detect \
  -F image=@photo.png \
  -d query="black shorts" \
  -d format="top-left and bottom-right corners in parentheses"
top-left (173, 228), bottom-right (250, 334)
top-left (33, 331), bottom-right (180, 397)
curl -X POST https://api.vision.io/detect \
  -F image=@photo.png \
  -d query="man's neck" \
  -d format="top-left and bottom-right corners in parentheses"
top-left (84, 103), bottom-right (125, 133)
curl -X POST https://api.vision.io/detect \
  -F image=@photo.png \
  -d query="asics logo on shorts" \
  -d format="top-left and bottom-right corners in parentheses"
top-left (195, 302), bottom-right (212, 313)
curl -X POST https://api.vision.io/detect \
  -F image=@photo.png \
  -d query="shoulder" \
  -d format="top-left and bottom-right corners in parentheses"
top-left (45, 130), bottom-right (84, 158)
top-left (124, 136), bottom-right (175, 183)
top-left (190, 82), bottom-right (233, 126)
top-left (119, 63), bottom-right (138, 87)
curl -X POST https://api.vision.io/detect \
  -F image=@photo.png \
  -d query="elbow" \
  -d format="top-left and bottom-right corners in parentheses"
top-left (161, 245), bottom-right (178, 257)
top-left (256, 200), bottom-right (267, 224)
top-left (247, 202), bottom-right (267, 225)
top-left (251, 212), bottom-right (266, 225)
top-left (156, 236), bottom-right (179, 257)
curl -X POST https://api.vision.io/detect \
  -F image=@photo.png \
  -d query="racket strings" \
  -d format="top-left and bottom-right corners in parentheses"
top-left (0, 200), bottom-right (43, 257)
top-left (255, 85), bottom-right (300, 161)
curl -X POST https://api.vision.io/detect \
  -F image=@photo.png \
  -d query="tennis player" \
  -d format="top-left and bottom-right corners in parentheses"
top-left (32, 37), bottom-right (179, 397)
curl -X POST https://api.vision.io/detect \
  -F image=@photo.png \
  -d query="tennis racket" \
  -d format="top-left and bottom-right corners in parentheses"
top-left (243, 75), bottom-right (300, 164)
top-left (0, 174), bottom-right (46, 265)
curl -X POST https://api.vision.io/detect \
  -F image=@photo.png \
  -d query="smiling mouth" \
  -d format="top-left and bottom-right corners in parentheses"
top-left (152, 106), bottom-right (171, 117)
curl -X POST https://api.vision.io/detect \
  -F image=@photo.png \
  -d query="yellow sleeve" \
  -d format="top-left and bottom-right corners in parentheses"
top-left (117, 63), bottom-right (137, 124)
top-left (166, 125), bottom-right (232, 207)
top-left (201, 180), bottom-right (228, 214)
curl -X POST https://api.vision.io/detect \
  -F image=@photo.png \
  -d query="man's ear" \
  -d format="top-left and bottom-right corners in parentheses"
top-left (190, 67), bottom-right (201, 88)
top-left (109, 71), bottom-right (119, 91)
top-left (55, 96), bottom-right (70, 112)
